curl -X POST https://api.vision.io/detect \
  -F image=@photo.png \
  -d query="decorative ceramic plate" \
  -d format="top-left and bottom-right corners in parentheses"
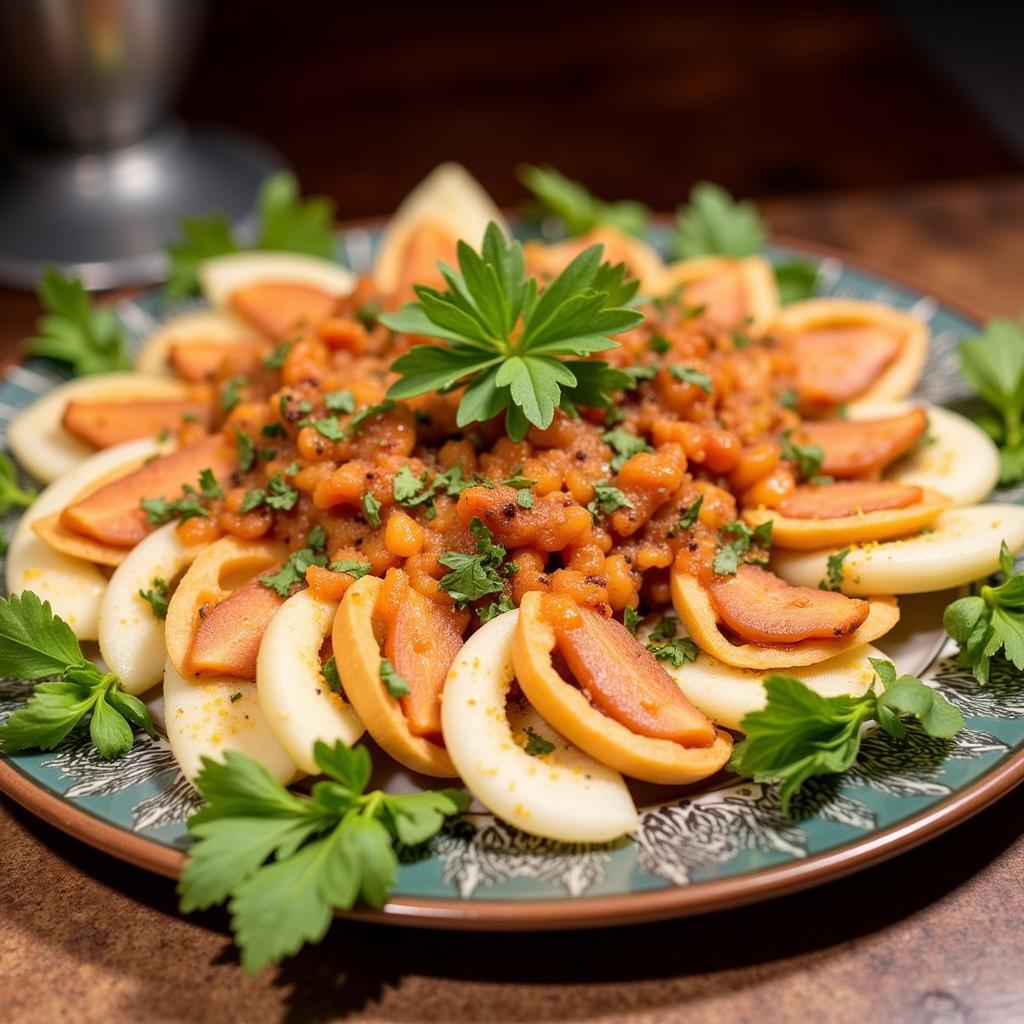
top-left (2, 225), bottom-right (1023, 930)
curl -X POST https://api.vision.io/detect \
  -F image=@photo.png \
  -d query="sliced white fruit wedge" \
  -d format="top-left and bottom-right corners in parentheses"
top-left (163, 658), bottom-right (299, 785)
top-left (5, 437), bottom-right (164, 639)
top-left (199, 251), bottom-right (355, 308)
top-left (374, 162), bottom-right (507, 294)
top-left (442, 609), bottom-right (638, 843)
top-left (638, 619), bottom-right (883, 731)
top-left (135, 308), bottom-right (255, 376)
top-left (848, 401), bottom-right (999, 507)
top-left (257, 589), bottom-right (364, 774)
top-left (7, 372), bottom-right (188, 483)
top-left (771, 504), bottom-right (1024, 596)
top-left (98, 522), bottom-right (206, 695)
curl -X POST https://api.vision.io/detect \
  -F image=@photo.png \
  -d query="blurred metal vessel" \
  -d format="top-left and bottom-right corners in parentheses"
top-left (0, 0), bottom-right (283, 290)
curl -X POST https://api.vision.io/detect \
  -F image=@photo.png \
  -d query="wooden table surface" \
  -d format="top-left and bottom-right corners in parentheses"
top-left (3, 177), bottom-right (1024, 1023)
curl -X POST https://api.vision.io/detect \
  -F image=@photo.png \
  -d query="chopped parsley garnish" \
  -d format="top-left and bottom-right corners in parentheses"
top-left (235, 430), bottom-right (256, 473)
top-left (649, 334), bottom-right (671, 355)
top-left (776, 388), bottom-right (799, 410)
top-left (141, 477), bottom-right (212, 525)
top-left (623, 606), bottom-right (644, 634)
top-left (220, 375), bottom-right (246, 412)
top-left (240, 489), bottom-right (266, 513)
top-left (478, 597), bottom-right (515, 623)
top-left (774, 260), bottom-right (819, 305)
top-left (258, 543), bottom-right (327, 597)
top-left (713, 519), bottom-right (773, 576)
top-left (780, 429), bottom-right (825, 480)
top-left (199, 468), bottom-right (224, 501)
top-left (361, 492), bottom-right (382, 527)
top-left (603, 427), bottom-right (652, 472)
top-left (671, 495), bottom-right (704, 535)
top-left (669, 365), bottom-right (714, 394)
top-left (438, 519), bottom-right (510, 607)
top-left (380, 659), bottom-right (411, 698)
top-left (261, 422), bottom-right (285, 437)
top-left (587, 480), bottom-right (633, 521)
top-left (516, 488), bottom-right (534, 509)
top-left (327, 559), bottom-right (372, 580)
top-left (820, 548), bottom-right (851, 592)
top-left (648, 637), bottom-right (699, 668)
top-left (523, 726), bottom-right (556, 757)
top-left (312, 416), bottom-right (346, 441)
top-left (229, 691), bottom-right (242, 703)
top-left (321, 656), bottom-right (341, 693)
top-left (264, 473), bottom-right (299, 511)
top-left (325, 390), bottom-right (356, 414)
top-left (346, 400), bottom-right (396, 438)
top-left (139, 577), bottom-right (170, 619)
top-left (262, 341), bottom-right (294, 370)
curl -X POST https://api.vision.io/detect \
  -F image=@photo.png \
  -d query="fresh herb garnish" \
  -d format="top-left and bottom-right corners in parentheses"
top-left (820, 548), bottom-right (851, 592)
top-left (944, 541), bottom-right (1024, 684)
top-left (517, 164), bottom-right (649, 238)
top-left (234, 430), bottom-right (256, 474)
top-left (380, 659), bottom-right (411, 698)
top-left (669, 365), bottom-right (714, 394)
top-left (327, 560), bottom-right (372, 580)
top-left (730, 661), bottom-right (963, 813)
top-left (321, 656), bottom-right (341, 692)
top-left (671, 495), bottom-right (704, 535)
top-left (780, 429), bottom-right (825, 481)
top-left (381, 223), bottom-right (641, 441)
top-left (438, 518), bottom-right (510, 607)
top-left (177, 741), bottom-right (468, 973)
top-left (229, 691), bottom-right (242, 703)
top-left (262, 341), bottom-right (294, 370)
top-left (713, 519), bottom-right (772, 576)
top-left (0, 593), bottom-right (154, 759)
top-left (478, 597), bottom-right (515, 623)
top-left (165, 172), bottom-right (336, 296)
top-left (522, 726), bottom-right (556, 757)
top-left (671, 182), bottom-right (767, 259)
top-left (198, 468), bottom-right (224, 501)
top-left (312, 416), bottom-right (346, 442)
top-left (959, 319), bottom-right (1024, 484)
top-left (587, 480), bottom-right (633, 521)
top-left (139, 577), bottom-right (170, 619)
top-left (24, 267), bottom-right (130, 375)
top-left (774, 261), bottom-right (819, 304)
top-left (346, 400), bottom-right (396, 438)
top-left (603, 427), bottom-right (652, 472)
top-left (325, 390), bottom-right (356, 414)
top-left (776, 387), bottom-right (799, 410)
top-left (623, 606), bottom-right (644, 634)
top-left (649, 334), bottom-right (671, 355)
top-left (648, 637), bottom-right (700, 668)
top-left (361, 492), bottom-right (382, 527)
top-left (259, 534), bottom-right (328, 597)
top-left (140, 474), bottom-right (215, 525)
top-left (264, 473), bottom-right (299, 511)
top-left (0, 454), bottom-right (36, 522)
top-left (240, 489), bottom-right (266, 513)
top-left (220, 376), bottom-right (246, 412)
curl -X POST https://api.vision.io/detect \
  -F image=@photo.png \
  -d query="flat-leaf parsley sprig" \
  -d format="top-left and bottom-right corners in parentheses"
top-left (944, 540), bottom-right (1024, 684)
top-left (24, 266), bottom-right (131, 376)
top-left (0, 592), bottom-right (155, 759)
top-left (958, 318), bottom-right (1024, 484)
top-left (380, 222), bottom-right (642, 441)
top-left (517, 164), bottom-right (650, 238)
top-left (730, 659), bottom-right (963, 812)
top-left (178, 740), bottom-right (469, 974)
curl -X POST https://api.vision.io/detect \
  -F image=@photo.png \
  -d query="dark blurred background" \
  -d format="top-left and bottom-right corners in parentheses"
top-left (178, 0), bottom-right (1023, 216)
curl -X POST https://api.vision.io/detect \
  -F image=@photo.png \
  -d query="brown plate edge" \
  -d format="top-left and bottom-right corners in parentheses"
top-left (0, 234), bottom-right (1011, 930)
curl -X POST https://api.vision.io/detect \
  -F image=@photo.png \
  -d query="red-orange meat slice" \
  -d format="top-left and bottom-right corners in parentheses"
top-left (780, 481), bottom-right (922, 519)
top-left (800, 409), bottom-right (927, 478)
top-left (230, 283), bottom-right (337, 340)
top-left (794, 325), bottom-right (900, 411)
top-left (62, 398), bottom-right (211, 449)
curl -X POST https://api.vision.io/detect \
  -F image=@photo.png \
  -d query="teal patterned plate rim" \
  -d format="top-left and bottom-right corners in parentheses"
top-left (2, 225), bottom-right (1023, 931)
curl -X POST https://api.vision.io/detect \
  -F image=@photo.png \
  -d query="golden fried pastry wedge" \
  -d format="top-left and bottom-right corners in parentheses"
top-left (743, 485), bottom-right (951, 549)
top-left (773, 298), bottom-right (928, 412)
top-left (442, 609), bottom-right (638, 843)
top-left (670, 569), bottom-right (899, 670)
top-left (512, 592), bottom-right (733, 786)
top-left (332, 575), bottom-right (458, 778)
top-left (657, 255), bottom-right (779, 334)
top-left (164, 535), bottom-right (287, 679)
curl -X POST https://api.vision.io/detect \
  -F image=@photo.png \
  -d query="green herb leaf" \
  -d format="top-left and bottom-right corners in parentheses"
top-left (669, 365), bottom-right (714, 394)
top-left (327, 559), bottom-right (372, 580)
top-left (199, 468), bottom-right (224, 501)
top-left (264, 473), bottom-right (299, 511)
top-left (774, 261), bottom-right (819, 304)
top-left (383, 223), bottom-right (644, 440)
top-left (139, 577), bottom-right (170, 619)
top-left (321, 656), bottom-right (341, 692)
top-left (672, 495), bottom-right (704, 534)
top-left (325, 390), bottom-right (356, 414)
top-left (380, 659), bottom-right (411, 698)
top-left (671, 182), bottom-right (767, 259)
top-left (602, 427), bottom-right (652, 473)
top-left (165, 172), bottom-right (336, 296)
top-left (478, 597), bottom-right (515, 623)
top-left (361, 492), bottom-right (382, 527)
top-left (438, 518), bottom-right (509, 607)
top-left (523, 726), bottom-right (556, 756)
top-left (312, 416), bottom-right (346, 441)
top-left (780, 429), bottom-right (825, 480)
top-left (220, 376), bottom-right (246, 412)
top-left (587, 480), bottom-right (632, 521)
top-left (517, 164), bottom-right (649, 238)
top-left (0, 454), bottom-right (36, 513)
top-left (959, 319), bottom-right (1024, 484)
top-left (24, 267), bottom-right (130, 375)
top-left (259, 545), bottom-right (327, 597)
top-left (0, 592), bottom-right (86, 680)
top-left (730, 664), bottom-right (963, 812)
top-left (235, 430), bottom-right (256, 474)
top-left (819, 548), bottom-right (851, 592)
top-left (647, 636), bottom-right (699, 668)
top-left (944, 541), bottom-right (1024, 683)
